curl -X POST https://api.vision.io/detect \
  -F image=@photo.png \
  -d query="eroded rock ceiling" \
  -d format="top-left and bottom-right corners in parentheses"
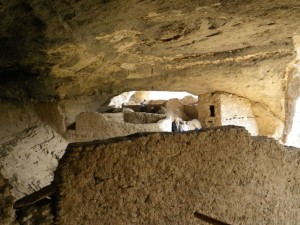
top-left (0, 0), bottom-right (299, 121)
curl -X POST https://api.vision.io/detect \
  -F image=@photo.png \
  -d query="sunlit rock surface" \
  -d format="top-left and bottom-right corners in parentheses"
top-left (1, 0), bottom-right (299, 121)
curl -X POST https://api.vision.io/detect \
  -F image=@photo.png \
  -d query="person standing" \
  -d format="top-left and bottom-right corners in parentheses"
top-left (140, 99), bottom-right (147, 112)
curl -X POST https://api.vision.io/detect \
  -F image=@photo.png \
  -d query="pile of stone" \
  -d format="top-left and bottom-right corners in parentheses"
top-left (0, 173), bottom-right (18, 225)
top-left (14, 184), bottom-right (55, 225)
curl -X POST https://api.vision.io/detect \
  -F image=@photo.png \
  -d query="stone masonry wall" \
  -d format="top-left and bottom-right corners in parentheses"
top-left (55, 127), bottom-right (300, 224)
top-left (198, 93), bottom-right (221, 128)
top-left (123, 112), bottom-right (166, 124)
top-left (0, 173), bottom-right (18, 225)
top-left (68, 112), bottom-right (171, 142)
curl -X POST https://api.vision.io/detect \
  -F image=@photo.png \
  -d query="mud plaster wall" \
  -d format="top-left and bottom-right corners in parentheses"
top-left (67, 112), bottom-right (172, 142)
top-left (123, 112), bottom-right (166, 124)
top-left (198, 93), bottom-right (221, 128)
top-left (55, 127), bottom-right (300, 225)
top-left (220, 94), bottom-right (258, 136)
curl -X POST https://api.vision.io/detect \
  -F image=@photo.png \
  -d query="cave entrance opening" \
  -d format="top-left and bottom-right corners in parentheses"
top-left (108, 90), bottom-right (198, 108)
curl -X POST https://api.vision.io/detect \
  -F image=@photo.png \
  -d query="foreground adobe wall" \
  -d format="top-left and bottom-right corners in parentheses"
top-left (55, 127), bottom-right (300, 225)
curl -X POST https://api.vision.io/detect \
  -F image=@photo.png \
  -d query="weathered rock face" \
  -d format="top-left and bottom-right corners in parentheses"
top-left (55, 127), bottom-right (300, 225)
top-left (0, 0), bottom-right (299, 122)
top-left (0, 103), bottom-right (69, 199)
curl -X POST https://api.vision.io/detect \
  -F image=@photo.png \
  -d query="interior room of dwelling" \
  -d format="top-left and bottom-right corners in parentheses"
top-left (1, 0), bottom-right (300, 224)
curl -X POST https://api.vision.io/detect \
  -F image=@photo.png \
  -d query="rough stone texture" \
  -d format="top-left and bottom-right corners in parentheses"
top-left (123, 112), bottom-right (166, 124)
top-left (16, 199), bottom-right (54, 225)
top-left (198, 93), bottom-right (222, 127)
top-left (55, 126), bottom-right (300, 225)
top-left (183, 104), bottom-right (198, 120)
top-left (109, 91), bottom-right (136, 108)
top-left (220, 93), bottom-right (258, 136)
top-left (180, 95), bottom-right (198, 105)
top-left (102, 112), bottom-right (125, 122)
top-left (1, 0), bottom-right (298, 124)
top-left (0, 103), bottom-right (69, 199)
top-left (34, 103), bottom-right (66, 134)
top-left (164, 98), bottom-right (188, 120)
top-left (283, 35), bottom-right (300, 146)
top-left (251, 102), bottom-right (284, 139)
top-left (59, 96), bottom-right (110, 125)
top-left (0, 173), bottom-right (18, 225)
top-left (199, 92), bottom-right (263, 136)
top-left (69, 112), bottom-right (171, 142)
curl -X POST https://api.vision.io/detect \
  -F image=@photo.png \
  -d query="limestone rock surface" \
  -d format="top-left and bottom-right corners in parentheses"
top-left (0, 0), bottom-right (299, 125)
top-left (0, 103), bottom-right (69, 199)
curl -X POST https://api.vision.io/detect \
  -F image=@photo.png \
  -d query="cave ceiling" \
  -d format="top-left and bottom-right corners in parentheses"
top-left (0, 0), bottom-right (300, 120)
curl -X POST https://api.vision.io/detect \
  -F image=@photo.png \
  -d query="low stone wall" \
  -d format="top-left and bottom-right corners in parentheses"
top-left (123, 112), bottom-right (166, 124)
top-left (0, 173), bottom-right (17, 225)
top-left (55, 127), bottom-right (300, 224)
top-left (68, 112), bottom-right (171, 142)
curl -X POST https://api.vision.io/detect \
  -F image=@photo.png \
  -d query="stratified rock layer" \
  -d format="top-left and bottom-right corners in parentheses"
top-left (55, 127), bottom-right (300, 225)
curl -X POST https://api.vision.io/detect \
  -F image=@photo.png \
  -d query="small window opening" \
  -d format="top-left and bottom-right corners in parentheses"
top-left (209, 105), bottom-right (215, 117)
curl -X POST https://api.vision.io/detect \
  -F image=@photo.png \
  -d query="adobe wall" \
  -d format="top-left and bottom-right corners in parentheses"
top-left (123, 112), bottom-right (167, 124)
top-left (68, 112), bottom-right (171, 142)
top-left (55, 127), bottom-right (300, 224)
top-left (220, 94), bottom-right (258, 135)
top-left (198, 93), bottom-right (221, 128)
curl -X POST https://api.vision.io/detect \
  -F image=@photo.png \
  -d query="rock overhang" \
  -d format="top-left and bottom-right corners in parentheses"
top-left (0, 0), bottom-right (300, 133)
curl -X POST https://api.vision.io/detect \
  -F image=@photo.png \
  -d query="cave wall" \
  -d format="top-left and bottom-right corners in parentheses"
top-left (55, 127), bottom-right (300, 225)
top-left (220, 93), bottom-right (258, 135)
top-left (0, 103), bottom-right (69, 199)
top-left (251, 102), bottom-right (284, 139)
top-left (34, 102), bottom-right (66, 134)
